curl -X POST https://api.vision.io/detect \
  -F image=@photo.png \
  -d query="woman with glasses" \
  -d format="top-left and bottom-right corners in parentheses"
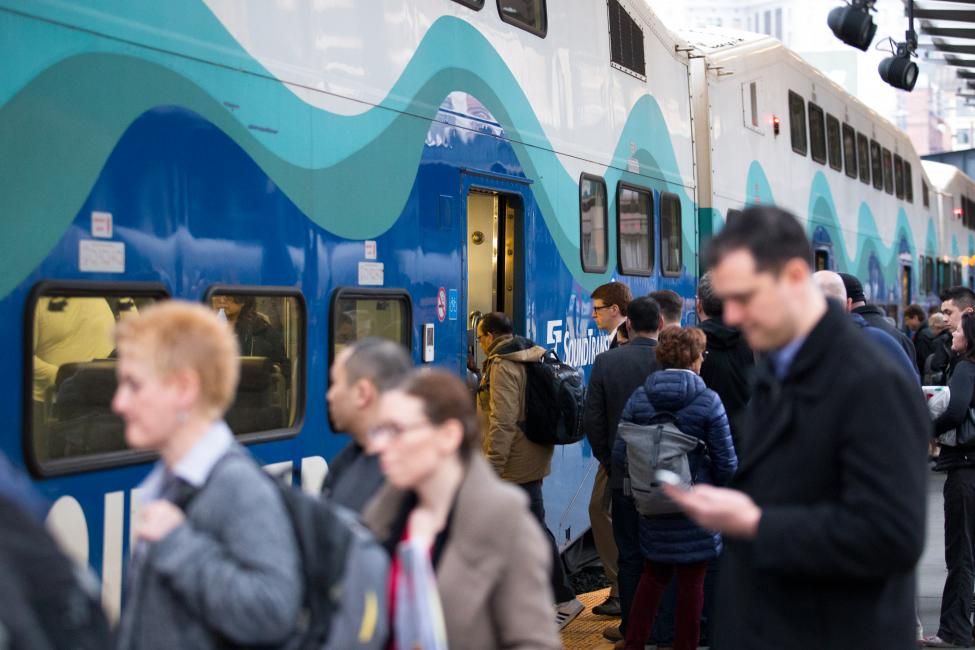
top-left (614, 326), bottom-right (738, 650)
top-left (363, 369), bottom-right (561, 650)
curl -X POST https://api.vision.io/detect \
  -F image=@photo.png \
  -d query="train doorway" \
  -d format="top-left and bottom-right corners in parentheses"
top-left (901, 264), bottom-right (912, 309)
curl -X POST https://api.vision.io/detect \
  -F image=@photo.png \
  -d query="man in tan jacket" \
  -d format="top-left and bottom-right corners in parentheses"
top-left (476, 312), bottom-right (583, 630)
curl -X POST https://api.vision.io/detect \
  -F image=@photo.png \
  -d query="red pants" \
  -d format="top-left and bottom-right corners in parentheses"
top-left (623, 559), bottom-right (708, 650)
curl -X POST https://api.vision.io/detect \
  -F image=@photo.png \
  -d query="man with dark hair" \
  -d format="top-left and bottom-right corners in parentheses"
top-left (476, 312), bottom-right (582, 628)
top-left (665, 205), bottom-right (928, 650)
top-left (591, 282), bottom-right (633, 349)
top-left (905, 304), bottom-right (935, 376)
top-left (323, 338), bottom-right (412, 512)
top-left (839, 272), bottom-right (916, 364)
top-left (650, 289), bottom-right (683, 328)
top-left (930, 286), bottom-right (975, 383)
top-left (696, 272), bottom-right (753, 446)
top-left (583, 296), bottom-right (661, 640)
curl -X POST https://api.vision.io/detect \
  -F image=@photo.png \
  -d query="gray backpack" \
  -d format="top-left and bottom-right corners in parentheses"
top-left (618, 413), bottom-right (704, 517)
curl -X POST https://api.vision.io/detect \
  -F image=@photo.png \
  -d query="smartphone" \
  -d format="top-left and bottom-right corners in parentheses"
top-left (654, 469), bottom-right (686, 489)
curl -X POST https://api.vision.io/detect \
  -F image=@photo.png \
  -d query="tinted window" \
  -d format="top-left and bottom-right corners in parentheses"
top-left (870, 140), bottom-right (883, 190)
top-left (857, 133), bottom-right (870, 184)
top-left (497, 0), bottom-right (546, 36)
top-left (29, 284), bottom-right (167, 476)
top-left (894, 154), bottom-right (904, 199)
top-left (808, 103), bottom-right (826, 164)
top-left (660, 192), bottom-right (683, 277)
top-left (883, 148), bottom-right (894, 194)
top-left (331, 289), bottom-right (412, 361)
top-left (208, 290), bottom-right (305, 438)
top-left (923, 181), bottom-right (930, 208)
top-left (581, 174), bottom-right (608, 272)
top-left (788, 91), bottom-right (807, 155)
top-left (905, 162), bottom-right (914, 203)
top-left (608, 0), bottom-right (646, 77)
top-left (617, 184), bottom-right (653, 275)
top-left (452, 0), bottom-right (484, 7)
top-left (826, 114), bottom-right (842, 171)
top-left (842, 124), bottom-right (857, 179)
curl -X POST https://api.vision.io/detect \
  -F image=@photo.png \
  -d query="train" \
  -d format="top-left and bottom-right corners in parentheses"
top-left (1, 0), bottom-right (972, 619)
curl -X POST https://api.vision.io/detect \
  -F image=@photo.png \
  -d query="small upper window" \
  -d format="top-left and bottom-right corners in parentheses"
top-left (882, 148), bottom-right (894, 195)
top-left (923, 180), bottom-right (930, 208)
top-left (617, 183), bottom-right (653, 275)
top-left (28, 283), bottom-right (168, 476)
top-left (826, 114), bottom-right (842, 172)
top-left (808, 103), bottom-right (827, 165)
top-left (842, 124), bottom-right (857, 179)
top-left (660, 192), bottom-right (683, 277)
top-left (330, 288), bottom-right (412, 363)
top-left (452, 0), bottom-right (484, 7)
top-left (905, 162), bottom-right (914, 203)
top-left (894, 155), bottom-right (905, 199)
top-left (608, 0), bottom-right (646, 78)
top-left (581, 174), bottom-right (608, 273)
top-left (870, 140), bottom-right (883, 190)
top-left (788, 91), bottom-right (807, 156)
top-left (857, 133), bottom-right (870, 184)
top-left (497, 0), bottom-right (546, 37)
top-left (207, 289), bottom-right (305, 439)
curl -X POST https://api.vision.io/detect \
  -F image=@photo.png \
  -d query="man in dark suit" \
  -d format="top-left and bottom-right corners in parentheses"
top-left (591, 282), bottom-right (633, 350)
top-left (665, 206), bottom-right (929, 649)
top-left (584, 296), bottom-right (660, 640)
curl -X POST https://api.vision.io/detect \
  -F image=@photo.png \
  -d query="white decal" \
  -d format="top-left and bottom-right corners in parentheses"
top-left (102, 491), bottom-right (124, 622)
top-left (546, 320), bottom-right (564, 345)
top-left (301, 456), bottom-right (328, 495)
top-left (46, 496), bottom-right (89, 568)
top-left (627, 157), bottom-right (640, 174)
top-left (358, 261), bottom-right (384, 286)
top-left (79, 240), bottom-right (125, 273)
top-left (364, 240), bottom-right (377, 260)
top-left (91, 211), bottom-right (113, 238)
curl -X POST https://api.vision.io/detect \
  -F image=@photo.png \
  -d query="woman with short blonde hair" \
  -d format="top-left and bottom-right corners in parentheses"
top-left (113, 301), bottom-right (301, 650)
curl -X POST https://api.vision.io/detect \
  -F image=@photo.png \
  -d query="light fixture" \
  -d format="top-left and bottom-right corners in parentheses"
top-left (878, 1), bottom-right (918, 92)
top-left (828, 0), bottom-right (877, 52)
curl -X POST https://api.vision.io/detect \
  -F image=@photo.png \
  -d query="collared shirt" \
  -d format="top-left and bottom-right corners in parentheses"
top-left (136, 420), bottom-right (235, 505)
top-left (770, 335), bottom-right (807, 381)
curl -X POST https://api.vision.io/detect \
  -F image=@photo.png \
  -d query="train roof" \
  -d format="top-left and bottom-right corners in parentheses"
top-left (923, 160), bottom-right (974, 193)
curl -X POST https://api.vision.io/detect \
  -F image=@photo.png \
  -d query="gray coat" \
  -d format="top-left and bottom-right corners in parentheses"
top-left (116, 445), bottom-right (302, 649)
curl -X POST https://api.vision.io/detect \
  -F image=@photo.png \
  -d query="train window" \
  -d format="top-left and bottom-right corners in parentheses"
top-left (27, 282), bottom-right (169, 477)
top-left (206, 288), bottom-right (305, 441)
top-left (608, 0), bottom-right (646, 78)
top-left (870, 140), bottom-right (883, 190)
top-left (497, 0), bottom-right (547, 37)
top-left (923, 181), bottom-right (930, 208)
top-left (857, 133), bottom-right (870, 184)
top-left (452, 0), bottom-right (484, 8)
top-left (905, 162), bottom-right (914, 203)
top-left (808, 103), bottom-right (826, 165)
top-left (617, 183), bottom-right (653, 276)
top-left (842, 124), bottom-right (857, 179)
top-left (882, 148), bottom-right (894, 195)
top-left (894, 155), bottom-right (904, 199)
top-left (580, 174), bottom-right (609, 273)
top-left (826, 114), bottom-right (842, 171)
top-left (660, 192), bottom-right (683, 277)
top-left (330, 288), bottom-right (412, 364)
top-left (788, 91), bottom-right (807, 156)
top-left (954, 263), bottom-right (964, 287)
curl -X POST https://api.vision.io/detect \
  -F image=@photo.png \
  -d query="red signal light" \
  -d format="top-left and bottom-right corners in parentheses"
top-left (771, 115), bottom-right (781, 136)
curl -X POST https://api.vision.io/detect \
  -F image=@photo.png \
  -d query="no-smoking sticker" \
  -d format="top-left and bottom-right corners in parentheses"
top-left (436, 287), bottom-right (447, 322)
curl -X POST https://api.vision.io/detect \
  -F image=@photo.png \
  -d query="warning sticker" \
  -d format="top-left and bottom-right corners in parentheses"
top-left (79, 240), bottom-right (124, 273)
top-left (436, 287), bottom-right (447, 322)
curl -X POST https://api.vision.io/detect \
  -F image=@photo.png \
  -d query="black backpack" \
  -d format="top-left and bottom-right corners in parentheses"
top-left (521, 349), bottom-right (586, 445)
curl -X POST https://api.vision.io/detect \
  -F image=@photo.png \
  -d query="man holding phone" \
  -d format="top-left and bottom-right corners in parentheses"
top-left (665, 206), bottom-right (929, 649)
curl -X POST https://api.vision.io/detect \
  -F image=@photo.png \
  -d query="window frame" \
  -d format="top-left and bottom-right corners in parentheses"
top-left (24, 280), bottom-right (170, 478)
top-left (857, 132), bottom-right (870, 184)
top-left (203, 284), bottom-right (307, 445)
top-left (808, 102), bottom-right (827, 165)
top-left (788, 91), bottom-right (807, 156)
top-left (659, 191), bottom-right (684, 278)
top-left (616, 181), bottom-right (654, 276)
top-left (826, 113), bottom-right (842, 172)
top-left (328, 287), bottom-right (413, 371)
top-left (451, 0), bottom-right (484, 8)
top-left (894, 154), bottom-right (905, 199)
top-left (842, 123), bottom-right (858, 179)
top-left (496, 0), bottom-right (547, 38)
top-left (882, 148), bottom-right (894, 195)
top-left (905, 162), bottom-right (914, 203)
top-left (870, 140), bottom-right (883, 190)
top-left (580, 173), bottom-right (609, 274)
top-left (923, 181), bottom-right (930, 208)
top-left (608, 0), bottom-right (647, 79)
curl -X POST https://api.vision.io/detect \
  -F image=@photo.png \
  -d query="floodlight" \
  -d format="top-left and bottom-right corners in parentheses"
top-left (828, 0), bottom-right (877, 51)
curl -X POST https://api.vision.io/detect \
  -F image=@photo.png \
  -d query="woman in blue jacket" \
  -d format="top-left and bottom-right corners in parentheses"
top-left (618, 326), bottom-right (738, 650)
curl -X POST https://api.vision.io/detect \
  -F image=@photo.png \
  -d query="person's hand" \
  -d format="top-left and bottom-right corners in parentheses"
top-left (662, 484), bottom-right (762, 539)
top-left (136, 500), bottom-right (186, 542)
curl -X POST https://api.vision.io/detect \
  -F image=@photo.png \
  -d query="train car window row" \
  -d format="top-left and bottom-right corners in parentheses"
top-left (808, 102), bottom-right (827, 165)
top-left (826, 114), bottom-right (842, 172)
top-left (498, 0), bottom-right (547, 37)
top-left (842, 123), bottom-right (857, 180)
top-left (660, 192), bottom-right (683, 277)
top-left (581, 174), bottom-right (609, 273)
top-left (608, 0), bottom-right (646, 78)
top-left (617, 182), bottom-right (654, 276)
top-left (330, 288), bottom-right (413, 364)
top-left (788, 91), bottom-right (807, 156)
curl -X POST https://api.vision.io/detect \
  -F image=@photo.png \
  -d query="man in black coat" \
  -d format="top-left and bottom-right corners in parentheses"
top-left (840, 272), bottom-right (917, 364)
top-left (583, 296), bottom-right (660, 639)
top-left (666, 206), bottom-right (929, 650)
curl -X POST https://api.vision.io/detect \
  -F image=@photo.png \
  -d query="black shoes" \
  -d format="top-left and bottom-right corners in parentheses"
top-left (593, 595), bottom-right (622, 617)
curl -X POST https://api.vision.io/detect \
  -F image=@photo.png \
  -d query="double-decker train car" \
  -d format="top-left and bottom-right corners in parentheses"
top-left (921, 160), bottom-right (975, 296)
top-left (0, 0), bottom-right (700, 615)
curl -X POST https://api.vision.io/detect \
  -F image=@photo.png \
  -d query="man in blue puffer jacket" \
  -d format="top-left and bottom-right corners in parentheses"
top-left (613, 326), bottom-right (737, 650)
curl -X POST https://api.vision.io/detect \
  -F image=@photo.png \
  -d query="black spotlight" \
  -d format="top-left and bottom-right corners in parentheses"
top-left (879, 42), bottom-right (919, 91)
top-left (828, 0), bottom-right (877, 51)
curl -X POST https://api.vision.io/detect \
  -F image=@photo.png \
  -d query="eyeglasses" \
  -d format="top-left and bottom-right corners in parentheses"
top-left (702, 350), bottom-right (710, 360)
top-left (368, 421), bottom-right (430, 441)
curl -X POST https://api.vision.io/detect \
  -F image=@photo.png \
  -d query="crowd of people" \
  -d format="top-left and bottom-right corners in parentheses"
top-left (4, 204), bottom-right (971, 649)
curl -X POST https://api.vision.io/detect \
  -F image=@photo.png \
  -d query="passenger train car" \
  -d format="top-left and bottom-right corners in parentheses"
top-left (0, 0), bottom-right (700, 617)
top-left (920, 160), bottom-right (975, 294)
